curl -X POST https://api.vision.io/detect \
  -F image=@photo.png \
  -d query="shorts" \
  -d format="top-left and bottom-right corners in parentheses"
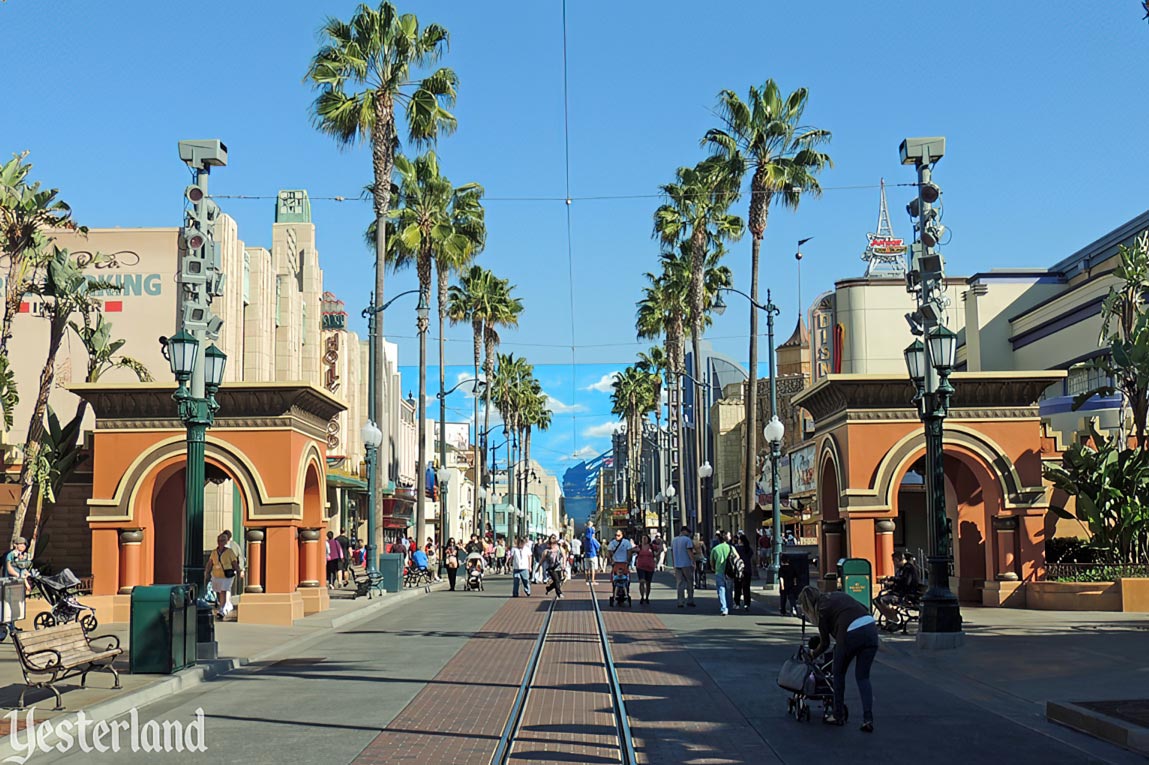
top-left (637, 569), bottom-right (654, 584)
top-left (585, 556), bottom-right (600, 572)
top-left (210, 576), bottom-right (234, 593)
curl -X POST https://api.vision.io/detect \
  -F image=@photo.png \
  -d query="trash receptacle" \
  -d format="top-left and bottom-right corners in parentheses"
top-left (378, 553), bottom-right (405, 593)
top-left (0, 577), bottom-right (26, 639)
top-left (130, 584), bottom-right (196, 674)
top-left (839, 558), bottom-right (873, 611)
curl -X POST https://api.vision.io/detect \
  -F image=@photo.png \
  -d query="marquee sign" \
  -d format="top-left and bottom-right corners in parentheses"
top-left (866, 235), bottom-right (907, 255)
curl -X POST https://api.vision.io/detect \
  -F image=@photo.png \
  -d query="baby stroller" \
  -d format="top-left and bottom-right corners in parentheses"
top-left (28, 568), bottom-right (98, 634)
top-left (608, 562), bottom-right (632, 607)
top-left (464, 553), bottom-right (485, 592)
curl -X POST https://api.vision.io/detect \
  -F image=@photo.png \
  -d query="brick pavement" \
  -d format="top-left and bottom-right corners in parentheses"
top-left (601, 594), bottom-right (778, 765)
top-left (352, 594), bottom-right (550, 765)
top-left (508, 588), bottom-right (619, 765)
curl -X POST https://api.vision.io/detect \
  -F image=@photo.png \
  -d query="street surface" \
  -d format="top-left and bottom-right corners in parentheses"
top-left (30, 574), bottom-right (1148, 764)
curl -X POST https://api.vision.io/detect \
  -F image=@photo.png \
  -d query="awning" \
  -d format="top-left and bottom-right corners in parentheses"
top-left (761, 514), bottom-right (798, 527)
top-left (326, 472), bottom-right (368, 490)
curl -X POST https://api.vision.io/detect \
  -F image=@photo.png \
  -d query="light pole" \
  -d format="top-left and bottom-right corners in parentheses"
top-left (362, 289), bottom-right (420, 569)
top-left (698, 460), bottom-right (713, 531)
top-left (764, 415), bottom-right (785, 586)
top-left (901, 135), bottom-right (962, 644)
top-left (714, 287), bottom-right (781, 539)
top-left (436, 377), bottom-right (485, 575)
top-left (360, 420), bottom-right (383, 573)
top-left (415, 289), bottom-right (431, 553)
top-left (163, 331), bottom-right (226, 647)
top-left (665, 483), bottom-right (679, 531)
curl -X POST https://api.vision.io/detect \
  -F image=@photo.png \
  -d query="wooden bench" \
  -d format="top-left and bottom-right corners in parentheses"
top-left (12, 622), bottom-right (122, 710)
top-left (347, 563), bottom-right (385, 599)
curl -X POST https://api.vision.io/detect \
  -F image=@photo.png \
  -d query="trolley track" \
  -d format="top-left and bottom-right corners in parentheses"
top-left (491, 592), bottom-right (638, 765)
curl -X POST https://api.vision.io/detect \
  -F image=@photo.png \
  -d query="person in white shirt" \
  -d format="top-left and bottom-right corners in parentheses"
top-left (607, 529), bottom-right (636, 566)
top-left (570, 536), bottom-right (583, 574)
top-left (670, 526), bottom-right (696, 608)
top-left (510, 537), bottom-right (534, 597)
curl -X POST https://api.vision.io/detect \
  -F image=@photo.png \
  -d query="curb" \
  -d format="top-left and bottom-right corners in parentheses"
top-left (1047, 701), bottom-right (1149, 756)
top-left (0, 583), bottom-right (444, 759)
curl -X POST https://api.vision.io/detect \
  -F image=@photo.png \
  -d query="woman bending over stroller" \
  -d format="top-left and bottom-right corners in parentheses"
top-left (798, 585), bottom-right (879, 733)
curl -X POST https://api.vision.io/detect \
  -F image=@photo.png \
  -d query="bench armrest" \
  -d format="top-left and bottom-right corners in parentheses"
top-left (88, 634), bottom-right (121, 652)
top-left (23, 648), bottom-right (63, 671)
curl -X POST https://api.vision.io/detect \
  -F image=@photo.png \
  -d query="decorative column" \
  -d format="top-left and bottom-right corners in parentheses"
top-left (299, 528), bottom-right (322, 587)
top-left (992, 515), bottom-right (1019, 581)
top-left (117, 529), bottom-right (144, 594)
top-left (822, 519), bottom-right (846, 583)
top-left (244, 529), bottom-right (265, 593)
top-left (875, 519), bottom-right (896, 578)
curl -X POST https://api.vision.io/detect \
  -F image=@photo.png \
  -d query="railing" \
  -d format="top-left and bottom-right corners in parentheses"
top-left (1045, 562), bottom-right (1149, 582)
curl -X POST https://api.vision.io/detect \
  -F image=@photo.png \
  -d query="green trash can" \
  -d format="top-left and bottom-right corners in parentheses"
top-left (130, 584), bottom-right (196, 674)
top-left (839, 558), bottom-right (873, 611)
top-left (378, 553), bottom-right (405, 593)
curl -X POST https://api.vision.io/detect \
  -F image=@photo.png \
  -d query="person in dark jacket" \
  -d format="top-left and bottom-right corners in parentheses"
top-left (731, 533), bottom-right (754, 610)
top-left (798, 585), bottom-right (878, 732)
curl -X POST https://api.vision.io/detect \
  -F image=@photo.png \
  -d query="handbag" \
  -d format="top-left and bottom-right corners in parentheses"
top-left (214, 550), bottom-right (237, 579)
top-left (777, 657), bottom-right (815, 694)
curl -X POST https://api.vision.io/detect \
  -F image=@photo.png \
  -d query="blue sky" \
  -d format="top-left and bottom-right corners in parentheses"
top-left (4, 1), bottom-right (1148, 481)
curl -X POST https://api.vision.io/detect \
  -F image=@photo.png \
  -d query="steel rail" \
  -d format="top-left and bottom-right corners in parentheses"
top-left (590, 592), bottom-right (638, 765)
top-left (490, 598), bottom-right (557, 765)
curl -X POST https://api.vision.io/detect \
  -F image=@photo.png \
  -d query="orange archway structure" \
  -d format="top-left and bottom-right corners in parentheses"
top-left (72, 383), bottom-right (344, 626)
top-left (792, 372), bottom-right (1064, 606)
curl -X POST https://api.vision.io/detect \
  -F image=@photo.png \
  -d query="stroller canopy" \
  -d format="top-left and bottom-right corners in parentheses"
top-left (39, 568), bottom-right (81, 590)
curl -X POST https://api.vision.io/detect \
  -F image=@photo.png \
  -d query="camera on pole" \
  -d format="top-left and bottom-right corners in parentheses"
top-left (178, 140), bottom-right (228, 339)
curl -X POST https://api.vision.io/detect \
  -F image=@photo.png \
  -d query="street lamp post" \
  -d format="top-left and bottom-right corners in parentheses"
top-left (436, 378), bottom-right (486, 575)
top-left (362, 289), bottom-right (420, 571)
top-left (163, 330), bottom-right (227, 649)
top-left (360, 420), bottom-right (383, 573)
top-left (714, 287), bottom-right (781, 540)
top-left (764, 415), bottom-right (785, 586)
top-left (698, 460), bottom-right (713, 531)
top-left (415, 290), bottom-right (431, 554)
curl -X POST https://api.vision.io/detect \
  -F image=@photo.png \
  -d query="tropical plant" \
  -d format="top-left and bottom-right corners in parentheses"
top-left (704, 79), bottom-right (832, 526)
top-left (489, 354), bottom-right (536, 537)
top-left (1045, 430), bottom-right (1149, 565)
top-left (307, 1), bottom-right (456, 499)
top-left (11, 248), bottom-right (115, 543)
top-left (477, 279), bottom-right (523, 485)
top-left (385, 150), bottom-right (482, 537)
top-left (1072, 230), bottom-right (1149, 449)
top-left (27, 406), bottom-right (85, 557)
top-left (611, 365), bottom-right (660, 511)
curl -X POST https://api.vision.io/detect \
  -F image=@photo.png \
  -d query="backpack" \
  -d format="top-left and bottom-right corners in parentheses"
top-left (725, 545), bottom-right (746, 581)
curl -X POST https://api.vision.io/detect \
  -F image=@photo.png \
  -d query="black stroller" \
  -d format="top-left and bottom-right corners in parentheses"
top-left (28, 568), bottom-right (98, 633)
top-left (776, 616), bottom-right (847, 723)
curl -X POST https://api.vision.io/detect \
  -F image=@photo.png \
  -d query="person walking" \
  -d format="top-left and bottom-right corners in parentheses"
top-left (693, 534), bottom-right (709, 590)
top-left (583, 523), bottom-right (601, 586)
top-left (731, 532), bottom-right (754, 611)
top-left (325, 531), bottom-right (344, 588)
top-left (634, 535), bottom-right (657, 605)
top-left (798, 585), bottom-right (879, 732)
top-left (444, 539), bottom-right (461, 591)
top-left (709, 533), bottom-right (737, 616)
top-left (336, 528), bottom-right (351, 586)
top-left (494, 538), bottom-right (506, 575)
top-left (510, 536), bottom-right (533, 597)
top-left (670, 526), bottom-right (696, 608)
top-left (543, 539), bottom-right (566, 598)
top-left (206, 533), bottom-right (240, 620)
top-left (570, 534), bottom-right (583, 575)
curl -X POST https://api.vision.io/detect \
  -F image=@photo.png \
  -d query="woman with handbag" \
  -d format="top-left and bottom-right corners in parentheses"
top-left (206, 532), bottom-right (241, 620)
top-left (444, 539), bottom-right (461, 591)
top-left (798, 585), bottom-right (878, 732)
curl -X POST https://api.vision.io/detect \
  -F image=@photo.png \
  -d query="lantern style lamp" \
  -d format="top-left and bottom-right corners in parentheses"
top-left (166, 330), bottom-right (199, 384)
top-left (763, 415), bottom-right (785, 446)
top-left (903, 339), bottom-right (927, 387)
top-left (928, 325), bottom-right (958, 374)
top-left (204, 344), bottom-right (227, 393)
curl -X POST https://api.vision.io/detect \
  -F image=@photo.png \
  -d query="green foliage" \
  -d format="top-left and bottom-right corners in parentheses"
top-left (1072, 230), bottom-right (1149, 448)
top-left (1045, 536), bottom-right (1095, 565)
top-left (0, 355), bottom-right (17, 430)
top-left (1044, 432), bottom-right (1149, 565)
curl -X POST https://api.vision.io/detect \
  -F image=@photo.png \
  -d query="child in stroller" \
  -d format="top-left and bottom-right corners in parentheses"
top-left (608, 562), bottom-right (632, 607)
top-left (464, 552), bottom-right (485, 591)
top-left (27, 568), bottom-right (98, 634)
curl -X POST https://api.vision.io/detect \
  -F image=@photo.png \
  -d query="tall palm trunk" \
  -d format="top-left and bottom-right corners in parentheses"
top-left (371, 93), bottom-right (397, 504)
top-left (524, 426), bottom-right (533, 535)
top-left (688, 231), bottom-right (706, 536)
top-left (744, 233), bottom-right (761, 536)
top-left (436, 260), bottom-right (448, 542)
top-left (472, 318), bottom-right (483, 537)
top-left (483, 330), bottom-right (496, 516)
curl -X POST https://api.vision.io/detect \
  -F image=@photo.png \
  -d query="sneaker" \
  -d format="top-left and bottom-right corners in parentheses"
top-left (721, 611), bottom-right (729, 616)
top-left (557, 594), bottom-right (564, 599)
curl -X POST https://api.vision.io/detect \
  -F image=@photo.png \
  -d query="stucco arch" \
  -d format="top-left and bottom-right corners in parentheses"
top-left (817, 435), bottom-right (844, 522)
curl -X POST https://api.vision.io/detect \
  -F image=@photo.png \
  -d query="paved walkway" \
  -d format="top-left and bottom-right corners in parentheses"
top-left (9, 573), bottom-right (1147, 764)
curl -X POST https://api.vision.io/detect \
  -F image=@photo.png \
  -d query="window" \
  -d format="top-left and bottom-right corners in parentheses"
top-left (1066, 365), bottom-right (1111, 397)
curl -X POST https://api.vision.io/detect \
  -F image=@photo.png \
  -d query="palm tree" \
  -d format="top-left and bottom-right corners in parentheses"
top-left (307, 1), bottom-right (456, 495)
top-left (611, 365), bottom-right (660, 514)
top-left (521, 385), bottom-right (551, 535)
top-left (386, 150), bottom-right (482, 541)
top-left (480, 280), bottom-right (523, 495)
top-left (12, 249), bottom-right (113, 543)
top-left (704, 80), bottom-right (832, 532)
top-left (653, 171), bottom-right (742, 530)
top-left (490, 354), bottom-right (533, 539)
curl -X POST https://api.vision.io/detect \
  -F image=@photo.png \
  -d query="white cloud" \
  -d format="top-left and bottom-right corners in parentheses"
top-left (583, 421), bottom-right (624, 439)
top-left (544, 392), bottom-right (586, 414)
top-left (559, 445), bottom-right (601, 462)
top-left (583, 372), bottom-right (619, 394)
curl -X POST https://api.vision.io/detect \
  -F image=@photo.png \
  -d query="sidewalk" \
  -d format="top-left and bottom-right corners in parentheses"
top-left (0, 582), bottom-right (443, 742)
